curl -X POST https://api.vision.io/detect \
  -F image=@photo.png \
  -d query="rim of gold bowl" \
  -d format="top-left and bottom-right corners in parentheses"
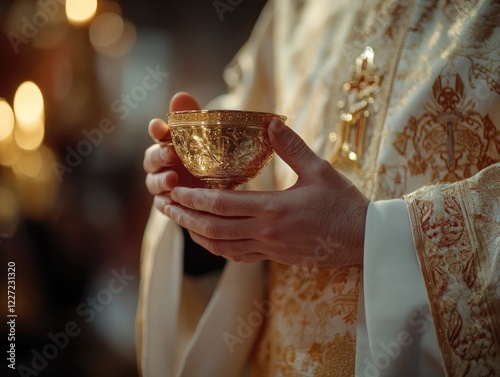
top-left (167, 109), bottom-right (287, 126)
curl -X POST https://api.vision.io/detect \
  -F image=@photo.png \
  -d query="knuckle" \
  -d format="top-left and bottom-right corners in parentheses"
top-left (157, 174), bottom-right (168, 193)
top-left (143, 147), bottom-right (154, 172)
top-left (145, 174), bottom-right (161, 194)
top-left (262, 194), bottom-right (285, 220)
top-left (311, 158), bottom-right (332, 177)
top-left (259, 225), bottom-right (278, 242)
top-left (153, 196), bottom-right (165, 213)
top-left (183, 191), bottom-right (197, 209)
top-left (210, 194), bottom-right (227, 215)
top-left (204, 221), bottom-right (221, 239)
top-left (144, 145), bottom-right (165, 173)
top-left (285, 137), bottom-right (308, 158)
top-left (146, 174), bottom-right (166, 195)
top-left (171, 208), bottom-right (183, 225)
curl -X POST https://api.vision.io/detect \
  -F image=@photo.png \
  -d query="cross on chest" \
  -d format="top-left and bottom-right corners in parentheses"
top-left (329, 47), bottom-right (381, 170)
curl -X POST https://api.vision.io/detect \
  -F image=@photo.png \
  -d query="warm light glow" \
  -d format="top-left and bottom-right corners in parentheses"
top-left (66, 0), bottom-right (97, 25)
top-left (0, 186), bottom-right (17, 220)
top-left (91, 18), bottom-right (136, 57)
top-left (0, 134), bottom-right (21, 167)
top-left (89, 12), bottom-right (124, 47)
top-left (14, 145), bottom-right (59, 219)
top-left (0, 99), bottom-right (15, 141)
top-left (0, 185), bottom-right (19, 238)
top-left (13, 150), bottom-right (43, 178)
top-left (13, 81), bottom-right (44, 130)
top-left (15, 118), bottom-right (44, 151)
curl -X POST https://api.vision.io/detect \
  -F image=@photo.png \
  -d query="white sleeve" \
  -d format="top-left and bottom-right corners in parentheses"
top-left (355, 199), bottom-right (444, 377)
top-left (137, 210), bottom-right (266, 377)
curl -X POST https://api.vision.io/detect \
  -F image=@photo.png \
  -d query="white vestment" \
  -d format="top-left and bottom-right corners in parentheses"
top-left (137, 1), bottom-right (500, 376)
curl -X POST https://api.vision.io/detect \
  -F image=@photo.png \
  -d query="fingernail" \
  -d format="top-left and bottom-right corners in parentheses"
top-left (163, 196), bottom-right (173, 207)
top-left (270, 119), bottom-right (285, 134)
top-left (170, 188), bottom-right (177, 201)
top-left (163, 204), bottom-right (176, 218)
top-left (170, 187), bottom-right (185, 201)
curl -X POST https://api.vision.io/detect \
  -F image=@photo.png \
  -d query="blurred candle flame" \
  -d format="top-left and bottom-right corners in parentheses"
top-left (13, 81), bottom-right (45, 151)
top-left (66, 0), bottom-right (97, 25)
top-left (15, 119), bottom-right (44, 151)
top-left (0, 99), bottom-right (15, 142)
top-left (13, 81), bottom-right (44, 131)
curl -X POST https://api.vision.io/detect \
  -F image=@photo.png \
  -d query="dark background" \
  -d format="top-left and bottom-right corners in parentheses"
top-left (0, 1), bottom-right (267, 376)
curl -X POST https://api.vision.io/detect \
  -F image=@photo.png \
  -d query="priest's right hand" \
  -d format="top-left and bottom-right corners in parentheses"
top-left (143, 92), bottom-right (205, 213)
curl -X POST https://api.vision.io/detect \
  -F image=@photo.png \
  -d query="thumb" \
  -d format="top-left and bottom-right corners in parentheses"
top-left (151, 90), bottom-right (200, 141)
top-left (268, 119), bottom-right (320, 178)
top-left (169, 92), bottom-right (201, 112)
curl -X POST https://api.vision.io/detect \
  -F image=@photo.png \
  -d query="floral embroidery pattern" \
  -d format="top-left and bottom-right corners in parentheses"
top-left (251, 263), bottom-right (360, 377)
top-left (405, 163), bottom-right (500, 376)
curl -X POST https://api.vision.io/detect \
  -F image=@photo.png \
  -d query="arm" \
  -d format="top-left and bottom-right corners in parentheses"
top-left (358, 163), bottom-right (500, 377)
top-left (404, 162), bottom-right (500, 376)
top-left (166, 123), bottom-right (499, 375)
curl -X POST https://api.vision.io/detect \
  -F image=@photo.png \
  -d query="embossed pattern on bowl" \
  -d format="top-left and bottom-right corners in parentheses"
top-left (167, 110), bottom-right (286, 189)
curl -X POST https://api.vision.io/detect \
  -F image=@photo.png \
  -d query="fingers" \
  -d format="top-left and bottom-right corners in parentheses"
top-left (164, 205), bottom-right (258, 240)
top-left (143, 144), bottom-right (180, 173)
top-left (148, 91), bottom-right (201, 142)
top-left (145, 170), bottom-right (179, 195)
top-left (187, 229), bottom-right (267, 262)
top-left (148, 118), bottom-right (170, 142)
top-left (153, 195), bottom-right (172, 213)
top-left (170, 187), bottom-right (278, 217)
top-left (170, 92), bottom-right (201, 112)
top-left (268, 119), bottom-right (324, 179)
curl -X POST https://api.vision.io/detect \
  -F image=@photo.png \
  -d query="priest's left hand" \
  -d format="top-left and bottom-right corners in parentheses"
top-left (164, 119), bottom-right (370, 267)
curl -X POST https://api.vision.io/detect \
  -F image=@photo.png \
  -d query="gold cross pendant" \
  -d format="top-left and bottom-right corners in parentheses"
top-left (329, 47), bottom-right (381, 170)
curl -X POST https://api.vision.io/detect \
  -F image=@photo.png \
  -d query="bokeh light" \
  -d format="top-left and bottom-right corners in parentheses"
top-left (13, 145), bottom-right (58, 219)
top-left (0, 185), bottom-right (19, 238)
top-left (90, 14), bottom-right (136, 58)
top-left (89, 12), bottom-right (124, 48)
top-left (12, 149), bottom-right (43, 178)
top-left (0, 99), bottom-right (15, 141)
top-left (15, 119), bottom-right (44, 151)
top-left (13, 81), bottom-right (44, 130)
top-left (0, 134), bottom-right (21, 167)
top-left (66, 0), bottom-right (97, 25)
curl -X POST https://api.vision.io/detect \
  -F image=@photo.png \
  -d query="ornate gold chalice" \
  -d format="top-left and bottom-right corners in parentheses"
top-left (166, 110), bottom-right (286, 189)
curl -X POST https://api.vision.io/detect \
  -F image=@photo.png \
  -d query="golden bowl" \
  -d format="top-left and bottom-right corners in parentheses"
top-left (166, 110), bottom-right (286, 189)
